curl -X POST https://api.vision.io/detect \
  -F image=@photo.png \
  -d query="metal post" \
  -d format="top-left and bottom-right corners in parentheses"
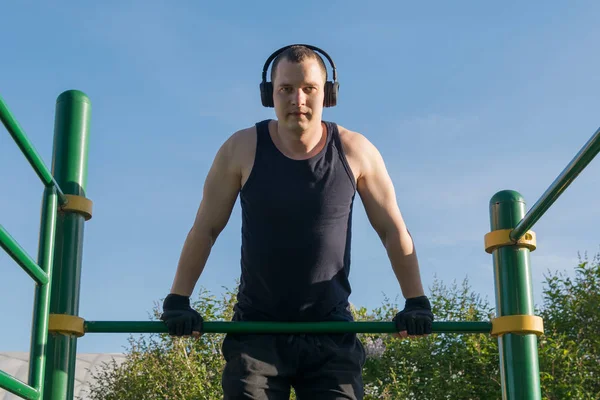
top-left (489, 190), bottom-right (541, 400)
top-left (28, 186), bottom-right (58, 397)
top-left (43, 90), bottom-right (91, 400)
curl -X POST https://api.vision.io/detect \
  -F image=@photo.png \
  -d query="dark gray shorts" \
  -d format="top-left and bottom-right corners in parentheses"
top-left (221, 332), bottom-right (366, 399)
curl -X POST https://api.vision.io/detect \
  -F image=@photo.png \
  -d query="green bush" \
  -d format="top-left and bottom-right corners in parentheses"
top-left (356, 277), bottom-right (500, 399)
top-left (537, 252), bottom-right (600, 399)
top-left (83, 252), bottom-right (600, 399)
top-left (83, 287), bottom-right (236, 400)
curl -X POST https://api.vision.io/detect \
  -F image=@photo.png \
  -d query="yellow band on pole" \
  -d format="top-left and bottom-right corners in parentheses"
top-left (484, 229), bottom-right (536, 254)
top-left (491, 315), bottom-right (544, 337)
top-left (60, 194), bottom-right (93, 220)
top-left (48, 314), bottom-right (85, 337)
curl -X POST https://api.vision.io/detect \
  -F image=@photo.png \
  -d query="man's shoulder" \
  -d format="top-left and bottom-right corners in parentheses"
top-left (230, 121), bottom-right (260, 140)
top-left (224, 121), bottom-right (263, 151)
top-left (219, 121), bottom-right (265, 169)
top-left (229, 118), bottom-right (273, 142)
top-left (331, 122), bottom-right (377, 156)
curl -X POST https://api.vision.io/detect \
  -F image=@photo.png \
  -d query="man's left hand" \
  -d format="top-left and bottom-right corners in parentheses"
top-left (392, 295), bottom-right (434, 338)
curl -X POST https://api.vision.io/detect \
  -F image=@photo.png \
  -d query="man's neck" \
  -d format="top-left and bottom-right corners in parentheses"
top-left (272, 120), bottom-right (326, 159)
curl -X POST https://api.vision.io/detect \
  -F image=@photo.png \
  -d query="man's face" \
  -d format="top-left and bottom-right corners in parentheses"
top-left (272, 57), bottom-right (326, 132)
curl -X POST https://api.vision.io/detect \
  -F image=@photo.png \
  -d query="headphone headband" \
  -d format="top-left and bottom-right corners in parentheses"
top-left (261, 44), bottom-right (337, 83)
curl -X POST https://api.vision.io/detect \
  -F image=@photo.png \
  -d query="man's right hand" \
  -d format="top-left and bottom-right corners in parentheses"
top-left (160, 293), bottom-right (204, 337)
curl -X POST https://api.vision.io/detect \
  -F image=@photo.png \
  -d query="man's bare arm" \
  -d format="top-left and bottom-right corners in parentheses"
top-left (169, 133), bottom-right (242, 297)
top-left (353, 134), bottom-right (425, 299)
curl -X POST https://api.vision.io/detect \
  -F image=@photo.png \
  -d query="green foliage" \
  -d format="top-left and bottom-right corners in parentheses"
top-left (537, 252), bottom-right (600, 399)
top-left (355, 277), bottom-right (500, 399)
top-left (83, 253), bottom-right (600, 400)
top-left (82, 287), bottom-right (237, 400)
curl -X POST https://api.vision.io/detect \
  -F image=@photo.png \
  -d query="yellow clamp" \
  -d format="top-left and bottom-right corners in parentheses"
top-left (60, 194), bottom-right (93, 221)
top-left (48, 314), bottom-right (85, 337)
top-left (491, 315), bottom-right (544, 337)
top-left (484, 229), bottom-right (536, 254)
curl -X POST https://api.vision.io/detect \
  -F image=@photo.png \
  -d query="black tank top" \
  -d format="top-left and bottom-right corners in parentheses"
top-left (234, 119), bottom-right (357, 322)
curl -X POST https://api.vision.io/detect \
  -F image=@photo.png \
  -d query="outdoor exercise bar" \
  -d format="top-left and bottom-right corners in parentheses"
top-left (83, 321), bottom-right (493, 334)
top-left (0, 224), bottom-right (49, 285)
top-left (0, 94), bottom-right (67, 205)
top-left (510, 126), bottom-right (600, 241)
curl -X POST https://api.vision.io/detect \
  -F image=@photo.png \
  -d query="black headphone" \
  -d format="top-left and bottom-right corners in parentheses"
top-left (260, 44), bottom-right (339, 108)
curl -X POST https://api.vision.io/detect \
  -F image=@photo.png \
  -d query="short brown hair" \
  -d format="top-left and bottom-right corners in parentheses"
top-left (270, 45), bottom-right (328, 83)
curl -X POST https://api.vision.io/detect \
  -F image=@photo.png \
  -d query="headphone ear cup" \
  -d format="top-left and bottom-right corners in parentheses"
top-left (324, 81), bottom-right (338, 107)
top-left (260, 82), bottom-right (274, 107)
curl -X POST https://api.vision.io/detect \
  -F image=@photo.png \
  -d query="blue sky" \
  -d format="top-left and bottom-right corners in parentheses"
top-left (1, 1), bottom-right (599, 355)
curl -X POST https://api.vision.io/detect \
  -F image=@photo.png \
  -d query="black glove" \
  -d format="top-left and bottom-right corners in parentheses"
top-left (393, 295), bottom-right (434, 336)
top-left (160, 293), bottom-right (204, 336)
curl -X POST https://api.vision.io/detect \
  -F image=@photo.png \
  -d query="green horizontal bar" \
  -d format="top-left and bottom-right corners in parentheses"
top-left (0, 93), bottom-right (67, 205)
top-left (0, 369), bottom-right (39, 400)
top-left (85, 321), bottom-right (492, 334)
top-left (0, 224), bottom-right (48, 285)
top-left (511, 126), bottom-right (600, 241)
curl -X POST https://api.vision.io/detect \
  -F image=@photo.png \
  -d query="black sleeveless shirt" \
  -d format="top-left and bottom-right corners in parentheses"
top-left (234, 119), bottom-right (357, 322)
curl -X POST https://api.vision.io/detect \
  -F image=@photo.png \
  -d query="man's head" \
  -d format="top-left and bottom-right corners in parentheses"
top-left (270, 45), bottom-right (328, 133)
top-left (270, 46), bottom-right (328, 84)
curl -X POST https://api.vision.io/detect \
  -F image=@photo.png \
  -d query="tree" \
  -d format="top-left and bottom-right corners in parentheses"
top-left (82, 287), bottom-right (236, 400)
top-left (83, 252), bottom-right (600, 400)
top-left (537, 252), bottom-right (600, 399)
top-left (356, 277), bottom-right (500, 400)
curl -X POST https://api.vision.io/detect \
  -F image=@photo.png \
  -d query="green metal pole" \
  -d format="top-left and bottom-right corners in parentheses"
top-left (28, 186), bottom-right (58, 397)
top-left (510, 126), bottom-right (600, 241)
top-left (0, 369), bottom-right (39, 400)
top-left (43, 90), bottom-right (91, 400)
top-left (0, 224), bottom-right (49, 285)
top-left (0, 93), bottom-right (67, 205)
top-left (489, 190), bottom-right (541, 400)
top-left (83, 320), bottom-right (493, 334)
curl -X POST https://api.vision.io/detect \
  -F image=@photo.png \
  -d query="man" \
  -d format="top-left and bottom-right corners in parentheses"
top-left (161, 44), bottom-right (434, 399)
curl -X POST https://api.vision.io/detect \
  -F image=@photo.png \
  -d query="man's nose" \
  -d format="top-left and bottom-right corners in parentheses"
top-left (291, 89), bottom-right (306, 105)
